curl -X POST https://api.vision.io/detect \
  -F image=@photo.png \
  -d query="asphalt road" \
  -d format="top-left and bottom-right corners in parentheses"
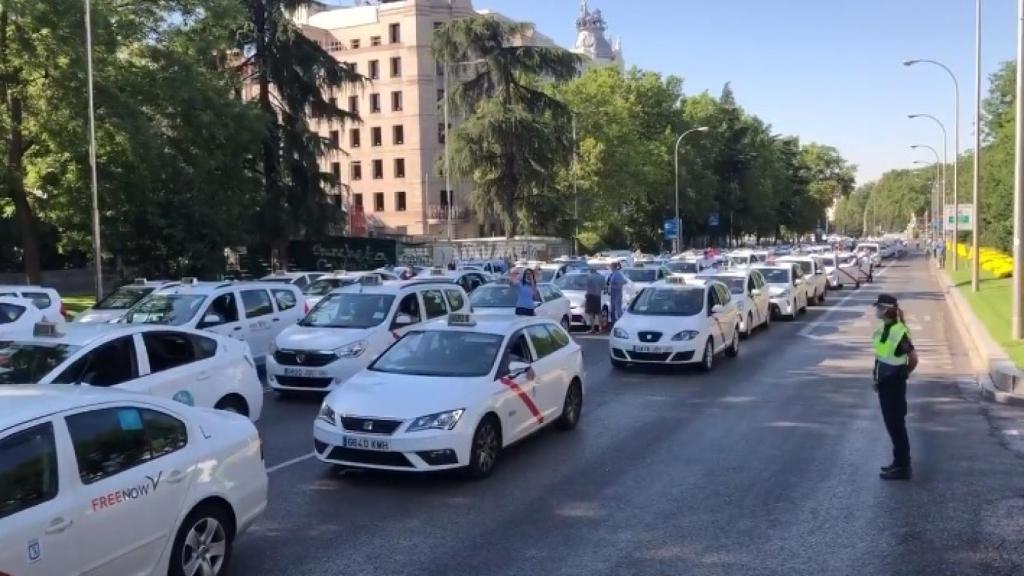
top-left (234, 255), bottom-right (1024, 576)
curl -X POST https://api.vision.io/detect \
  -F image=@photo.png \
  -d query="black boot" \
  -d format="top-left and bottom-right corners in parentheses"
top-left (880, 462), bottom-right (898, 473)
top-left (879, 465), bottom-right (912, 480)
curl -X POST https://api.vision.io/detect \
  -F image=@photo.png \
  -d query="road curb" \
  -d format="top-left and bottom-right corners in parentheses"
top-left (930, 262), bottom-right (1024, 406)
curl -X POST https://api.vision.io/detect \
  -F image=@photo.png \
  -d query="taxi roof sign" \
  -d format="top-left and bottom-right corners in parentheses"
top-left (33, 321), bottom-right (64, 338)
top-left (429, 267), bottom-right (446, 276)
top-left (360, 274), bottom-right (383, 286)
top-left (665, 275), bottom-right (687, 285)
top-left (181, 277), bottom-right (199, 285)
top-left (448, 312), bottom-right (476, 327)
top-left (133, 277), bottom-right (147, 285)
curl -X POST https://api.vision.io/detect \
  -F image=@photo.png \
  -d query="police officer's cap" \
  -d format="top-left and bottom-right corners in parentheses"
top-left (873, 293), bottom-right (899, 308)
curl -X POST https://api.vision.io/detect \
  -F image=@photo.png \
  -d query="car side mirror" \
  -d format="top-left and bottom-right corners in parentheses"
top-left (794, 279), bottom-right (804, 286)
top-left (711, 304), bottom-right (724, 314)
top-left (393, 313), bottom-right (414, 326)
top-left (508, 360), bottom-right (534, 380)
top-left (200, 313), bottom-right (225, 327)
top-left (750, 289), bottom-right (761, 296)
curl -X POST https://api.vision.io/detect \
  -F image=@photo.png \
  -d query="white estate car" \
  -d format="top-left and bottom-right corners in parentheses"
top-left (74, 279), bottom-right (181, 324)
top-left (0, 297), bottom-right (45, 337)
top-left (813, 253), bottom-right (861, 289)
top-left (754, 264), bottom-right (810, 320)
top-left (124, 280), bottom-right (306, 362)
top-left (665, 259), bottom-right (713, 278)
top-left (0, 323), bottom-right (263, 420)
top-left (536, 263), bottom-right (569, 283)
top-left (621, 266), bottom-right (670, 291)
top-left (302, 272), bottom-right (366, 308)
top-left (776, 256), bottom-right (827, 305)
top-left (468, 280), bottom-right (571, 329)
top-left (267, 277), bottom-right (471, 393)
top-left (0, 386), bottom-right (266, 576)
top-left (260, 271), bottom-right (325, 291)
top-left (700, 268), bottom-right (772, 337)
top-left (313, 313), bottom-right (584, 478)
top-left (418, 268), bottom-right (491, 294)
top-left (0, 286), bottom-right (65, 324)
top-left (610, 277), bottom-right (740, 371)
top-left (554, 272), bottom-right (610, 330)
top-left (856, 243), bottom-right (883, 266)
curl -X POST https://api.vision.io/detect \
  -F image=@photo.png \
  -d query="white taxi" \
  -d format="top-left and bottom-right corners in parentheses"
top-left (313, 313), bottom-right (584, 478)
top-left (814, 253), bottom-right (862, 289)
top-left (73, 279), bottom-right (181, 324)
top-left (753, 264), bottom-right (809, 320)
top-left (260, 270), bottom-right (324, 291)
top-left (553, 272), bottom-right (609, 330)
top-left (0, 323), bottom-right (263, 420)
top-left (665, 259), bottom-right (713, 278)
top-left (699, 268), bottom-right (772, 337)
top-left (124, 280), bottom-right (306, 362)
top-left (302, 272), bottom-right (366, 308)
top-left (776, 255), bottom-right (828, 305)
top-left (0, 297), bottom-right (45, 337)
top-left (0, 385), bottom-right (266, 576)
top-left (267, 276), bottom-right (471, 393)
top-left (0, 286), bottom-right (65, 324)
top-left (620, 265), bottom-right (670, 291)
top-left (609, 277), bottom-right (740, 372)
top-left (468, 279), bottom-right (571, 329)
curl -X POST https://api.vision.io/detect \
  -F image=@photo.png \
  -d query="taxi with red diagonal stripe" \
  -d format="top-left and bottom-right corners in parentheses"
top-left (312, 313), bottom-right (584, 478)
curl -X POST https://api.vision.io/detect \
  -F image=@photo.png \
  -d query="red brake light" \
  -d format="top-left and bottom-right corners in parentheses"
top-left (304, 301), bottom-right (310, 314)
top-left (60, 302), bottom-right (67, 318)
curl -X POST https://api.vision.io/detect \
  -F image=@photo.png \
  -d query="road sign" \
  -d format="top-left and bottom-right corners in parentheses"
top-left (943, 204), bottom-right (973, 227)
top-left (708, 213), bottom-right (720, 227)
top-left (664, 218), bottom-right (679, 240)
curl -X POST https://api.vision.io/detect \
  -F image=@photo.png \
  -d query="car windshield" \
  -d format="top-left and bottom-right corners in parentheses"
top-left (95, 286), bottom-right (154, 310)
top-left (727, 256), bottom-right (750, 267)
top-left (124, 294), bottom-right (206, 325)
top-left (304, 278), bottom-right (356, 296)
top-left (261, 277), bottom-right (296, 284)
top-left (760, 269), bottom-right (791, 284)
top-left (623, 269), bottom-right (658, 283)
top-left (370, 330), bottom-right (503, 377)
top-left (301, 293), bottom-right (395, 328)
top-left (0, 342), bottom-right (82, 384)
top-left (710, 276), bottom-right (746, 294)
top-left (667, 262), bottom-right (698, 274)
top-left (818, 257), bottom-right (836, 267)
top-left (538, 269), bottom-right (557, 282)
top-left (628, 288), bottom-right (704, 316)
top-left (554, 275), bottom-right (589, 291)
top-left (785, 261), bottom-right (813, 274)
top-left (470, 285), bottom-right (517, 308)
top-left (858, 245), bottom-right (878, 254)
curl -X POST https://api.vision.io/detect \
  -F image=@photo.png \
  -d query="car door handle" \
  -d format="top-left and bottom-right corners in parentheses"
top-left (233, 326), bottom-right (242, 331)
top-left (196, 372), bottom-right (211, 382)
top-left (166, 470), bottom-right (187, 484)
top-left (45, 517), bottom-right (73, 534)
top-left (272, 317), bottom-right (281, 322)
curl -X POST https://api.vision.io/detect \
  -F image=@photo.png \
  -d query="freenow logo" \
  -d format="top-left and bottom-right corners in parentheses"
top-left (91, 472), bottom-right (163, 511)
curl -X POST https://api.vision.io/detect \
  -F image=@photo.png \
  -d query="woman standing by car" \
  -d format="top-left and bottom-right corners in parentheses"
top-left (511, 268), bottom-right (541, 316)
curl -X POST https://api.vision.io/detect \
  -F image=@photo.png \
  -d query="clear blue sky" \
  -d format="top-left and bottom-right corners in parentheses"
top-left (475, 0), bottom-right (1018, 185)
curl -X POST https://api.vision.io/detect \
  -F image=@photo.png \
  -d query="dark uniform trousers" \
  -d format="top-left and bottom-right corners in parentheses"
top-left (877, 364), bottom-right (910, 466)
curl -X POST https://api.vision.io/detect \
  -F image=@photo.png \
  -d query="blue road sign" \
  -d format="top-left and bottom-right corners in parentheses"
top-left (708, 213), bottom-right (720, 227)
top-left (664, 218), bottom-right (679, 240)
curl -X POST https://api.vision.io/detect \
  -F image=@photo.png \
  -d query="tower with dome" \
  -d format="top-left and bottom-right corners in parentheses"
top-left (572, 0), bottom-right (624, 70)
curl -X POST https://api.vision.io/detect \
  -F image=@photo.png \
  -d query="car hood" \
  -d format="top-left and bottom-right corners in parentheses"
top-left (614, 313), bottom-right (704, 335)
top-left (561, 290), bottom-right (586, 307)
top-left (324, 370), bottom-right (491, 419)
top-left (73, 309), bottom-right (124, 324)
top-left (766, 283), bottom-right (790, 296)
top-left (276, 325), bottom-right (374, 351)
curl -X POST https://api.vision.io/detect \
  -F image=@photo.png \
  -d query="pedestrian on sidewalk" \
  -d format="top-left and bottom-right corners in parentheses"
top-left (872, 294), bottom-right (919, 480)
top-left (607, 261), bottom-right (626, 325)
top-left (585, 267), bottom-right (605, 334)
top-left (937, 241), bottom-right (946, 269)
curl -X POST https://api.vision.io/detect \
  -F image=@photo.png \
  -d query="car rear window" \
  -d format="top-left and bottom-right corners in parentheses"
top-left (21, 292), bottom-right (51, 310)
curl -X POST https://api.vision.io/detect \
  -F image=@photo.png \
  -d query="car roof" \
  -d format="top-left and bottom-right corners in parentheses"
top-left (421, 314), bottom-right (557, 335)
top-left (159, 281), bottom-right (297, 295)
top-left (2, 323), bottom-right (193, 347)
top-left (703, 270), bottom-right (749, 278)
top-left (0, 385), bottom-right (178, 432)
top-left (334, 278), bottom-right (458, 295)
top-left (0, 285), bottom-right (57, 293)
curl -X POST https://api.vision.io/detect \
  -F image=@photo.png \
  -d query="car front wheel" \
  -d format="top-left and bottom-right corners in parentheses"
top-left (556, 379), bottom-right (583, 431)
top-left (700, 339), bottom-right (714, 372)
top-left (465, 416), bottom-right (501, 480)
top-left (169, 504), bottom-right (234, 576)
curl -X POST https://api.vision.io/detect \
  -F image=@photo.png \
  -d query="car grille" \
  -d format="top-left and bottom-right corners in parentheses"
top-left (326, 447), bottom-right (414, 468)
top-left (274, 350), bottom-right (336, 367)
top-left (341, 417), bottom-right (403, 435)
top-left (274, 375), bottom-right (334, 389)
top-left (638, 331), bottom-right (663, 343)
top-left (611, 348), bottom-right (628, 359)
top-left (627, 351), bottom-right (672, 362)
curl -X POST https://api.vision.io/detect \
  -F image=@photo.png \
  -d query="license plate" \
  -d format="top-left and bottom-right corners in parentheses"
top-left (343, 436), bottom-right (391, 451)
top-left (634, 345), bottom-right (668, 353)
top-left (283, 367), bottom-right (327, 378)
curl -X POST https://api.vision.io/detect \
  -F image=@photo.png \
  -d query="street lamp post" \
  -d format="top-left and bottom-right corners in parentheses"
top-left (905, 58), bottom-right (961, 270)
top-left (908, 115), bottom-right (948, 242)
top-left (85, 0), bottom-right (103, 300)
top-left (673, 126), bottom-right (710, 253)
top-left (1013, 0), bottom-right (1024, 339)
top-left (572, 114), bottom-right (578, 256)
top-left (912, 154), bottom-right (941, 243)
top-left (972, 0), bottom-right (983, 291)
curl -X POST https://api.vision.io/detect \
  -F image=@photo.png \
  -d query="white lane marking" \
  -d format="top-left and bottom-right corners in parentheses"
top-left (267, 452), bottom-right (315, 474)
top-left (797, 265), bottom-right (888, 338)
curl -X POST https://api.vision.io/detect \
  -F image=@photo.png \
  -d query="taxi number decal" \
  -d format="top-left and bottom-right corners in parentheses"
top-left (91, 472), bottom-right (162, 512)
top-left (498, 376), bottom-right (544, 424)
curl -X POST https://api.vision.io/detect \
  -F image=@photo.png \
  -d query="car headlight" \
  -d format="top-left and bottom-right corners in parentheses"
top-left (335, 340), bottom-right (366, 358)
top-left (407, 409), bottom-right (465, 432)
top-left (612, 327), bottom-right (629, 339)
top-left (671, 330), bottom-right (699, 341)
top-left (317, 402), bottom-right (336, 426)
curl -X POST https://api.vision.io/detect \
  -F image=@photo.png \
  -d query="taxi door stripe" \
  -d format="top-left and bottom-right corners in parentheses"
top-left (498, 376), bottom-right (544, 424)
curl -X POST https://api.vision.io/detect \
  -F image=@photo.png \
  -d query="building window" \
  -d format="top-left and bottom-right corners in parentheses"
top-left (328, 96), bottom-right (337, 111)
top-left (348, 96), bottom-right (358, 114)
top-left (395, 191), bottom-right (407, 212)
top-left (354, 193), bottom-right (363, 207)
top-left (370, 35), bottom-right (381, 47)
top-left (371, 127), bottom-right (382, 147)
top-left (433, 21), bottom-right (443, 31)
top-left (347, 62), bottom-right (357, 74)
top-left (370, 93), bottom-right (381, 113)
top-left (438, 123), bottom-right (446, 144)
top-left (328, 130), bottom-right (339, 147)
top-left (389, 23), bottom-right (401, 44)
top-left (390, 57), bottom-right (401, 78)
top-left (369, 60), bottom-right (380, 79)
top-left (331, 162), bottom-right (341, 179)
top-left (393, 124), bottom-right (404, 145)
top-left (394, 158), bottom-right (405, 178)
top-left (436, 60), bottom-right (445, 76)
top-left (350, 128), bottom-right (360, 148)
top-left (391, 91), bottom-right (403, 111)
top-left (374, 192), bottom-right (385, 211)
top-left (437, 89), bottom-right (445, 102)
top-left (350, 38), bottom-right (360, 49)
top-left (372, 159), bottom-right (383, 179)
top-left (350, 161), bottom-right (362, 181)
top-left (396, 225), bottom-right (407, 235)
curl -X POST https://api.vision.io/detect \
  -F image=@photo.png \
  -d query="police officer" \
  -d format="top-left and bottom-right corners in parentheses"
top-left (872, 294), bottom-right (919, 480)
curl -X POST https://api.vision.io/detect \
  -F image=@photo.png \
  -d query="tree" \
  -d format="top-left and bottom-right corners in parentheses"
top-left (433, 15), bottom-right (580, 237)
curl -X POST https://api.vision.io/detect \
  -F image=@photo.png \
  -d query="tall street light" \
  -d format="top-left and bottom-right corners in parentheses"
top-left (1012, 0), bottom-right (1024, 339)
top-left (673, 126), bottom-right (710, 253)
top-left (85, 0), bottom-right (103, 300)
top-left (912, 149), bottom-right (941, 241)
top-left (972, 0), bottom-right (983, 292)
top-left (908, 115), bottom-right (948, 240)
top-left (905, 58), bottom-right (961, 270)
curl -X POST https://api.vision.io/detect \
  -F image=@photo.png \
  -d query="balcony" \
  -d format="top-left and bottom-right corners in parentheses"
top-left (427, 204), bottom-right (470, 223)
